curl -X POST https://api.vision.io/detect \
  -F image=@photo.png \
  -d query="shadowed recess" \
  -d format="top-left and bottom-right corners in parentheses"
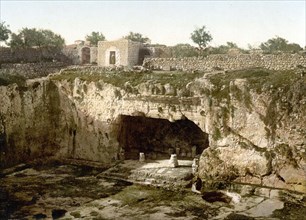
top-left (117, 115), bottom-right (209, 160)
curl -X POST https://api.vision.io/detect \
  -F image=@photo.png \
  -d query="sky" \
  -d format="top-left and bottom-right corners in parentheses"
top-left (1, 0), bottom-right (305, 49)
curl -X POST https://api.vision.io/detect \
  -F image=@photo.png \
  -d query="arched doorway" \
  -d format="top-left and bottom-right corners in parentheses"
top-left (138, 48), bottom-right (151, 65)
top-left (117, 115), bottom-right (209, 160)
top-left (81, 47), bottom-right (90, 64)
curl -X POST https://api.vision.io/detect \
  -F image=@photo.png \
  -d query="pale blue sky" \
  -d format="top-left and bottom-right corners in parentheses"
top-left (1, 0), bottom-right (305, 48)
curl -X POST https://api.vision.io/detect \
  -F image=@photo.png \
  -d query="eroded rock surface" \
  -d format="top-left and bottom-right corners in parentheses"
top-left (1, 162), bottom-right (305, 219)
top-left (0, 67), bottom-right (305, 193)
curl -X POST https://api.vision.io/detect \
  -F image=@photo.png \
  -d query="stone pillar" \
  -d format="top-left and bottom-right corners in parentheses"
top-left (169, 154), bottom-right (178, 168)
top-left (175, 147), bottom-right (180, 156)
top-left (119, 148), bottom-right (125, 160)
top-left (192, 146), bottom-right (197, 158)
top-left (192, 158), bottom-right (199, 174)
top-left (139, 152), bottom-right (145, 162)
top-left (168, 147), bottom-right (174, 155)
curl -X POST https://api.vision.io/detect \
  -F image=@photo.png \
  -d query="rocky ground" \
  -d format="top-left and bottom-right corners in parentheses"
top-left (0, 160), bottom-right (306, 220)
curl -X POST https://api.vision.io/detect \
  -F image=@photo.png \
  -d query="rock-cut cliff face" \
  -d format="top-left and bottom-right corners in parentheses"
top-left (0, 79), bottom-right (65, 167)
top-left (0, 67), bottom-right (305, 193)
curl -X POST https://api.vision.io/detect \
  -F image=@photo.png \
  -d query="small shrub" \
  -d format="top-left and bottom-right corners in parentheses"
top-left (90, 211), bottom-right (99, 217)
top-left (70, 211), bottom-right (81, 218)
top-left (50, 68), bottom-right (205, 93)
top-left (212, 127), bottom-right (222, 141)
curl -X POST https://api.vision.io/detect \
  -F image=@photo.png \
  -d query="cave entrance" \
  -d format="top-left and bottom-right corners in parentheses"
top-left (117, 115), bottom-right (209, 160)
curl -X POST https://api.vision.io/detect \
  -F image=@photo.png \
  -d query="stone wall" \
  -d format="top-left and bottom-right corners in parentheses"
top-left (0, 46), bottom-right (97, 66)
top-left (0, 47), bottom-right (70, 64)
top-left (62, 47), bottom-right (80, 65)
top-left (0, 62), bottom-right (68, 79)
top-left (62, 45), bottom-right (97, 65)
top-left (144, 53), bottom-right (306, 71)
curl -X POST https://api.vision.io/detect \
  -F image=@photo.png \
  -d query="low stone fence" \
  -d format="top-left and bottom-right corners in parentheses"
top-left (143, 53), bottom-right (306, 71)
top-left (0, 62), bottom-right (68, 79)
top-left (0, 47), bottom-right (70, 64)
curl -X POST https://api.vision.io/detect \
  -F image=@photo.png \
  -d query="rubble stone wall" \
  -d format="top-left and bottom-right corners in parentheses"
top-left (144, 53), bottom-right (306, 71)
top-left (0, 62), bottom-right (68, 79)
top-left (0, 47), bottom-right (69, 64)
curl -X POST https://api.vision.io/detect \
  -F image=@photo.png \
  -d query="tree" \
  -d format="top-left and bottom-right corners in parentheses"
top-left (286, 43), bottom-right (303, 53)
top-left (170, 43), bottom-right (198, 58)
top-left (0, 21), bottom-right (11, 43)
top-left (190, 26), bottom-right (212, 50)
top-left (85, 31), bottom-right (105, 46)
top-left (210, 42), bottom-right (241, 54)
top-left (8, 28), bottom-right (65, 49)
top-left (40, 29), bottom-right (65, 49)
top-left (226, 42), bottom-right (238, 49)
top-left (124, 32), bottom-right (150, 44)
top-left (9, 33), bottom-right (24, 48)
top-left (260, 36), bottom-right (302, 54)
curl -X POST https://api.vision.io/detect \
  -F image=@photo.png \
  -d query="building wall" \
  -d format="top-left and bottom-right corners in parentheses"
top-left (127, 41), bottom-right (143, 66)
top-left (105, 46), bottom-right (122, 66)
top-left (98, 39), bottom-right (143, 67)
top-left (98, 40), bottom-right (127, 66)
top-left (62, 45), bottom-right (97, 65)
top-left (90, 47), bottom-right (98, 64)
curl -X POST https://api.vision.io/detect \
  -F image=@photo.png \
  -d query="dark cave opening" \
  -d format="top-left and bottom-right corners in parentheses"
top-left (117, 115), bottom-right (209, 160)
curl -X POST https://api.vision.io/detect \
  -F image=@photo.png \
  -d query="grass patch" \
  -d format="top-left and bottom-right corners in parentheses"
top-left (70, 211), bottom-right (81, 218)
top-left (112, 185), bottom-right (182, 206)
top-left (90, 211), bottom-right (99, 217)
top-left (111, 184), bottom-right (216, 218)
top-left (212, 127), bottom-right (222, 141)
top-left (275, 144), bottom-right (298, 168)
top-left (0, 73), bottom-right (26, 87)
top-left (210, 68), bottom-right (301, 94)
top-left (272, 201), bottom-right (306, 220)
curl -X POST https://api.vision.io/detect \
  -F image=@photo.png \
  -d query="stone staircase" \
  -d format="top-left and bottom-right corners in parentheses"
top-left (97, 159), bottom-right (194, 189)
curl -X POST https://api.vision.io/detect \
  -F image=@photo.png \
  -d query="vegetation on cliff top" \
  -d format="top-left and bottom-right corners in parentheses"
top-left (52, 67), bottom-right (304, 91)
top-left (0, 73), bottom-right (26, 87)
top-left (209, 67), bottom-right (305, 142)
top-left (210, 68), bottom-right (302, 92)
top-left (209, 67), bottom-right (304, 102)
top-left (50, 69), bottom-right (205, 89)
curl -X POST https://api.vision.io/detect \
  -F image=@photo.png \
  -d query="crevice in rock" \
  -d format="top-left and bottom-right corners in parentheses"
top-left (276, 173), bottom-right (286, 183)
top-left (72, 129), bottom-right (76, 157)
top-left (227, 127), bottom-right (266, 153)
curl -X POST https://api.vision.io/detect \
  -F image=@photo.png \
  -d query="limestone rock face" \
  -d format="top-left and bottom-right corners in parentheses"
top-left (0, 79), bottom-right (66, 167)
top-left (197, 75), bottom-right (306, 193)
top-left (0, 68), bottom-right (305, 193)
